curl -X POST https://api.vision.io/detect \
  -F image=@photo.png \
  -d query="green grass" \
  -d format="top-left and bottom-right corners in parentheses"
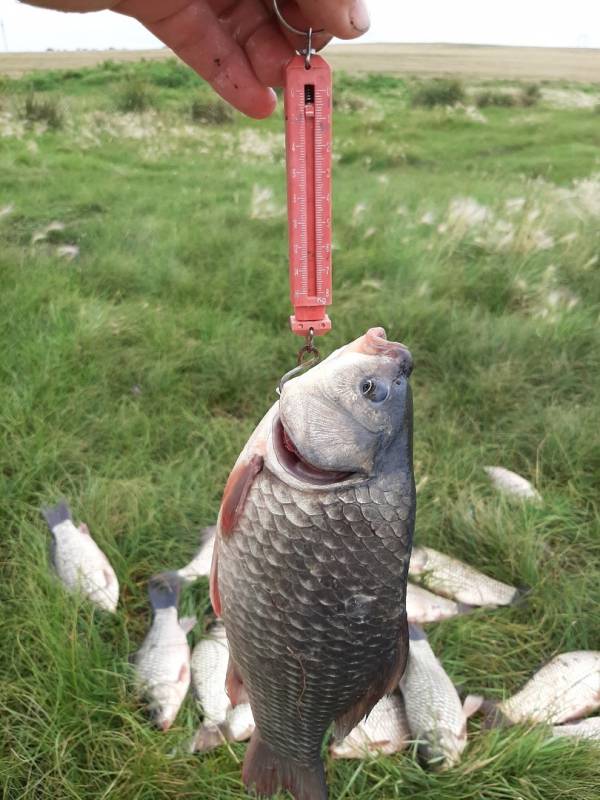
top-left (1, 62), bottom-right (600, 799)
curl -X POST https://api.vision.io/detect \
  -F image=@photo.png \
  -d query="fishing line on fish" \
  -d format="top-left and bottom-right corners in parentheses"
top-left (277, 328), bottom-right (320, 396)
top-left (272, 0), bottom-right (324, 67)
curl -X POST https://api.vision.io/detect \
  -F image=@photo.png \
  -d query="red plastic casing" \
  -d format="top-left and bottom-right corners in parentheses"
top-left (284, 54), bottom-right (333, 335)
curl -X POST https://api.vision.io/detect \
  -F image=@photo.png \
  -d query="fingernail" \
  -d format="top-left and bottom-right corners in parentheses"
top-left (350, 0), bottom-right (370, 33)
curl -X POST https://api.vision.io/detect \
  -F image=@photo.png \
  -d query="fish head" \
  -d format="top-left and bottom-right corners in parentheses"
top-left (150, 682), bottom-right (187, 731)
top-left (419, 726), bottom-right (466, 770)
top-left (275, 327), bottom-right (413, 486)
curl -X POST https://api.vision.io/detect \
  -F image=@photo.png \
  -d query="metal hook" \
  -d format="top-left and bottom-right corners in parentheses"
top-left (272, 0), bottom-right (323, 68)
top-left (277, 328), bottom-right (321, 395)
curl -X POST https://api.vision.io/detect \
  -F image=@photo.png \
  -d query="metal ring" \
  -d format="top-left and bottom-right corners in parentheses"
top-left (305, 28), bottom-right (313, 68)
top-left (272, 0), bottom-right (324, 37)
top-left (276, 328), bottom-right (321, 395)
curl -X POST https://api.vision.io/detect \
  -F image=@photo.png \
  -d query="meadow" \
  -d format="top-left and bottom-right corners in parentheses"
top-left (1, 55), bottom-right (599, 799)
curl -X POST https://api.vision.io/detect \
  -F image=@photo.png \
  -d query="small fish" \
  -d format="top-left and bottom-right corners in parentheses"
top-left (330, 693), bottom-right (410, 759)
top-left (406, 582), bottom-right (473, 624)
top-left (552, 716), bottom-right (600, 742)
top-left (484, 466), bottom-right (541, 502)
top-left (409, 546), bottom-right (520, 607)
top-left (176, 526), bottom-right (216, 584)
top-left (41, 502), bottom-right (119, 612)
top-left (135, 574), bottom-right (196, 731)
top-left (400, 625), bottom-right (475, 768)
top-left (470, 651), bottom-right (600, 726)
top-left (190, 621), bottom-right (255, 752)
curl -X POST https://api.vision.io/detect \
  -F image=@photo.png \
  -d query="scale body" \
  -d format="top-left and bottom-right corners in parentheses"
top-left (284, 54), bottom-right (333, 336)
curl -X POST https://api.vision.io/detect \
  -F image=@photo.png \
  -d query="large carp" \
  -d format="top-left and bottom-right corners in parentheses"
top-left (210, 327), bottom-right (415, 799)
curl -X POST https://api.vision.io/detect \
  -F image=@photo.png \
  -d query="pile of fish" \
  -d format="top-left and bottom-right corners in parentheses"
top-left (41, 500), bottom-right (600, 761)
top-left (40, 327), bottom-right (598, 800)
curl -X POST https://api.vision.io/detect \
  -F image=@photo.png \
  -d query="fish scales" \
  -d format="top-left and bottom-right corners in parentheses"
top-left (500, 651), bottom-right (600, 724)
top-left (214, 327), bottom-right (415, 799)
top-left (219, 469), bottom-right (413, 765)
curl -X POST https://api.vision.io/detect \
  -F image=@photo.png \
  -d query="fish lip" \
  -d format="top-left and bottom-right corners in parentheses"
top-left (272, 416), bottom-right (361, 487)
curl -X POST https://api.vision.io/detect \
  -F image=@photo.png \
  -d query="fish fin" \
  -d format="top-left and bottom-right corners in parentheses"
top-left (243, 728), bottom-right (327, 800)
top-left (177, 663), bottom-right (189, 683)
top-left (179, 616), bottom-right (197, 635)
top-left (148, 572), bottom-right (180, 611)
top-left (464, 694), bottom-right (511, 729)
top-left (408, 622), bottom-right (427, 641)
top-left (190, 724), bottom-right (226, 754)
top-left (78, 522), bottom-right (91, 535)
top-left (41, 501), bottom-right (71, 531)
top-left (336, 619), bottom-right (409, 740)
top-left (209, 540), bottom-right (221, 617)
top-left (226, 656), bottom-right (248, 707)
top-left (510, 586), bottom-right (531, 606)
top-left (456, 601), bottom-right (475, 615)
top-left (220, 455), bottom-right (264, 537)
top-left (462, 694), bottom-right (484, 718)
top-left (200, 524), bottom-right (217, 543)
top-left (102, 569), bottom-right (116, 587)
top-left (48, 538), bottom-right (58, 570)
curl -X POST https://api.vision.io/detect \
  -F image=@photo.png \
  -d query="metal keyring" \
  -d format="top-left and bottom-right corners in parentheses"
top-left (272, 0), bottom-right (324, 37)
top-left (273, 0), bottom-right (324, 67)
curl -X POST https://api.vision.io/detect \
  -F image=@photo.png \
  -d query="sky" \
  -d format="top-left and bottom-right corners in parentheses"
top-left (2, 0), bottom-right (600, 52)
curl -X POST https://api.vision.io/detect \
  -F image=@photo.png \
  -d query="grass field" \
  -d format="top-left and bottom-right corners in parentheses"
top-left (4, 42), bottom-right (600, 82)
top-left (1, 55), bottom-right (600, 799)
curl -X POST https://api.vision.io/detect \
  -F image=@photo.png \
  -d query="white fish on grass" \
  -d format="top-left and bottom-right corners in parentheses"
top-left (42, 502), bottom-right (119, 612)
top-left (409, 546), bottom-right (520, 607)
top-left (31, 220), bottom-right (65, 244)
top-left (190, 621), bottom-right (255, 752)
top-left (330, 693), bottom-right (410, 759)
top-left (552, 716), bottom-right (600, 742)
top-left (468, 651), bottom-right (600, 726)
top-left (176, 526), bottom-right (216, 584)
top-left (406, 582), bottom-right (473, 624)
top-left (135, 574), bottom-right (196, 731)
top-left (484, 466), bottom-right (541, 502)
top-left (400, 625), bottom-right (477, 769)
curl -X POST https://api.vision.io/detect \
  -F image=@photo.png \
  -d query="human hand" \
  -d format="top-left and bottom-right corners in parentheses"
top-left (24, 1), bottom-right (370, 118)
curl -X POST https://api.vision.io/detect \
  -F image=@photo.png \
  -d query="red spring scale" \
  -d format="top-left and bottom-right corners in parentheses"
top-left (284, 53), bottom-right (333, 337)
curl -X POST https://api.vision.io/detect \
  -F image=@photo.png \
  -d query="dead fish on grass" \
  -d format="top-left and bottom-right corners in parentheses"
top-left (42, 501), bottom-right (119, 612)
top-left (409, 546), bottom-right (520, 607)
top-left (330, 693), bottom-right (410, 759)
top-left (135, 574), bottom-right (196, 731)
top-left (400, 625), bottom-right (478, 768)
top-left (211, 327), bottom-right (415, 799)
top-left (190, 622), bottom-right (254, 753)
top-left (552, 716), bottom-right (600, 742)
top-left (406, 582), bottom-right (473, 624)
top-left (176, 526), bottom-right (216, 585)
top-left (468, 651), bottom-right (600, 726)
top-left (484, 466), bottom-right (541, 502)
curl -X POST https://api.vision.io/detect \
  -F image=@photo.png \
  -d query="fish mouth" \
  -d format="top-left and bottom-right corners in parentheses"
top-left (273, 417), bottom-right (355, 486)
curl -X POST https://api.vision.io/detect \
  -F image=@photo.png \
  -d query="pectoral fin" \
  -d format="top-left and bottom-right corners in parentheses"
top-left (220, 455), bottom-right (264, 537)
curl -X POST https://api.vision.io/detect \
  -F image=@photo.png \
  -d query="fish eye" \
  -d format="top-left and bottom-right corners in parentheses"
top-left (360, 378), bottom-right (388, 403)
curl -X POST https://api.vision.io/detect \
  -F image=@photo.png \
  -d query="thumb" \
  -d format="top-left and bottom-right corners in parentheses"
top-left (294, 0), bottom-right (370, 40)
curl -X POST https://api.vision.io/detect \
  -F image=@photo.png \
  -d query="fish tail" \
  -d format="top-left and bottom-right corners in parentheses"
top-left (464, 694), bottom-right (513, 729)
top-left (190, 723), bottom-right (226, 754)
top-left (41, 501), bottom-right (71, 531)
top-left (243, 729), bottom-right (327, 800)
top-left (148, 571), bottom-right (181, 611)
top-left (511, 586), bottom-right (531, 606)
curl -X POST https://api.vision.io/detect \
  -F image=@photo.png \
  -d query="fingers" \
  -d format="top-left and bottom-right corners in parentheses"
top-left (294, 0), bottom-right (370, 39)
top-left (115, 0), bottom-right (277, 118)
